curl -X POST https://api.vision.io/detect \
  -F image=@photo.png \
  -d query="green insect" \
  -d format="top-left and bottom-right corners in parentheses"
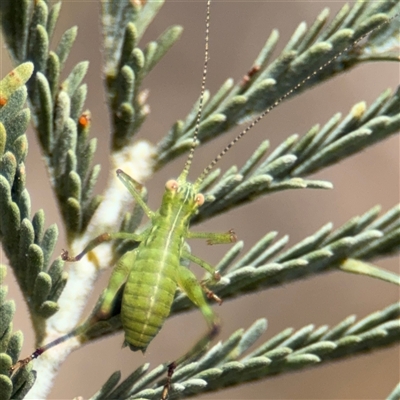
top-left (10, 1), bottom-right (395, 399)
top-left (61, 0), bottom-right (235, 359)
top-left (13, 2), bottom-right (235, 397)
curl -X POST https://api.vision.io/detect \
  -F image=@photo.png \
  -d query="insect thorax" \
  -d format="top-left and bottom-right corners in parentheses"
top-left (157, 179), bottom-right (205, 225)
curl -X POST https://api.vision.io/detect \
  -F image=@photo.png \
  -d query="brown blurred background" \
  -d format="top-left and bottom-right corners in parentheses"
top-left (1, 1), bottom-right (399, 399)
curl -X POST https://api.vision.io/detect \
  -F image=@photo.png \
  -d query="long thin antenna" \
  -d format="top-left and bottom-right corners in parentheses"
top-left (194, 16), bottom-right (396, 187)
top-left (179, 0), bottom-right (211, 182)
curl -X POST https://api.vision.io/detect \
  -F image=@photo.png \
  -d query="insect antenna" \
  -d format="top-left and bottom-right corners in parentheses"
top-left (194, 15), bottom-right (396, 187)
top-left (179, 0), bottom-right (211, 182)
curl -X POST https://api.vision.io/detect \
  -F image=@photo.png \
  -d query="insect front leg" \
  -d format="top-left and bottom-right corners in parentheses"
top-left (60, 168), bottom-right (153, 261)
top-left (116, 168), bottom-right (154, 219)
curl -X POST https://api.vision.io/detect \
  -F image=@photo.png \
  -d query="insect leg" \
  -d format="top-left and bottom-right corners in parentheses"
top-left (61, 231), bottom-right (144, 261)
top-left (10, 329), bottom-right (81, 375)
top-left (175, 265), bottom-right (221, 356)
top-left (116, 168), bottom-right (154, 218)
top-left (95, 249), bottom-right (137, 320)
top-left (187, 229), bottom-right (237, 245)
top-left (161, 264), bottom-right (220, 400)
top-left (183, 250), bottom-right (220, 280)
top-left (10, 249), bottom-right (138, 374)
top-left (182, 250), bottom-right (223, 305)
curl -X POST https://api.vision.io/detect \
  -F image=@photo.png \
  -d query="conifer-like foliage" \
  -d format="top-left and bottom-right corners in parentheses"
top-left (0, 1), bottom-right (399, 399)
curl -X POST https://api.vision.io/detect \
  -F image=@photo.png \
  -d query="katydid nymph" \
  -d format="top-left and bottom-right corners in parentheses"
top-left (12, 2), bottom-right (233, 396)
top-left (10, 1), bottom-right (397, 399)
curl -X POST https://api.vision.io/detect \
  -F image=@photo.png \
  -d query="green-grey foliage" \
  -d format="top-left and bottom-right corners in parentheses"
top-left (387, 382), bottom-right (400, 400)
top-left (155, 1), bottom-right (399, 167)
top-left (0, 0), bottom-right (100, 239)
top-left (0, 0), bottom-right (399, 399)
top-left (0, 62), bottom-right (65, 328)
top-left (192, 87), bottom-right (400, 222)
top-left (0, 265), bottom-right (36, 400)
top-left (89, 302), bottom-right (400, 399)
top-left (0, 64), bottom-right (43, 398)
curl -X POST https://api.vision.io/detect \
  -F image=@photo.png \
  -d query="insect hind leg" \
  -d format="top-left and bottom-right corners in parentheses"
top-left (161, 264), bottom-right (221, 399)
top-left (161, 321), bottom-right (220, 400)
top-left (161, 319), bottom-right (220, 400)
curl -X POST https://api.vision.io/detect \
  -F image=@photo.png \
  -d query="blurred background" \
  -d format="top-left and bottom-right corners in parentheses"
top-left (1, 1), bottom-right (399, 399)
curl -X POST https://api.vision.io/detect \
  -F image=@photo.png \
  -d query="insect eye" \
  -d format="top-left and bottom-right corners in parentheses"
top-left (195, 193), bottom-right (205, 206)
top-left (166, 180), bottom-right (179, 192)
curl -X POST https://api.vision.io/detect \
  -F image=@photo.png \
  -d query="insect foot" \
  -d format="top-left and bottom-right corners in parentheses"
top-left (60, 249), bottom-right (71, 261)
top-left (61, 233), bottom-right (114, 262)
top-left (206, 229), bottom-right (237, 245)
top-left (201, 281), bottom-right (223, 305)
top-left (161, 362), bottom-right (177, 400)
top-left (10, 348), bottom-right (44, 375)
top-left (161, 320), bottom-right (222, 400)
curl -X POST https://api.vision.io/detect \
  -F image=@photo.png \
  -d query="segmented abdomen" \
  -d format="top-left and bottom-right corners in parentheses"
top-left (121, 240), bottom-right (179, 352)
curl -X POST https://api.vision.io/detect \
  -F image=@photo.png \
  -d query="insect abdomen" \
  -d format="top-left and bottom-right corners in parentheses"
top-left (121, 242), bottom-right (179, 352)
